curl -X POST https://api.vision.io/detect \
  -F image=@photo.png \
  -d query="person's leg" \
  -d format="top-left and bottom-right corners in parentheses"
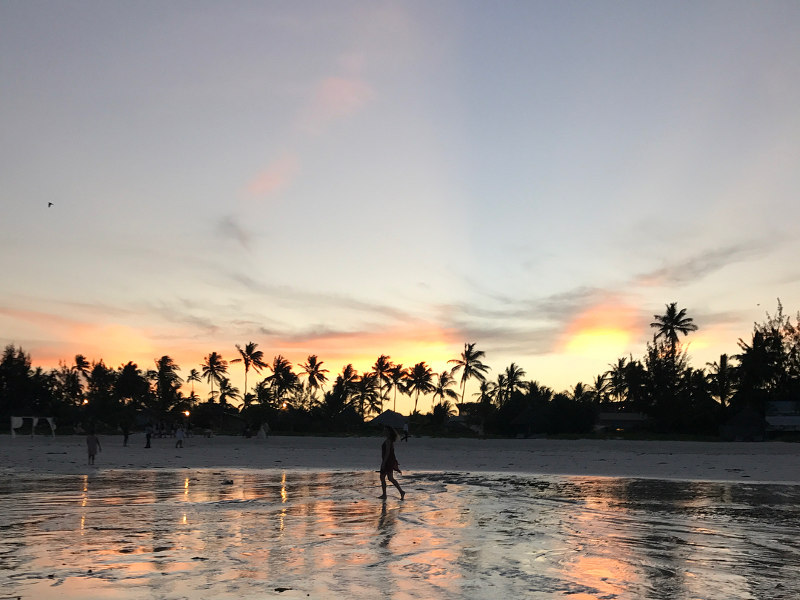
top-left (387, 473), bottom-right (405, 499)
top-left (379, 472), bottom-right (388, 498)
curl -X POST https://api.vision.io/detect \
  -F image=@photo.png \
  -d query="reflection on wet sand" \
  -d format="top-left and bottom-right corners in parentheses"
top-left (1, 470), bottom-right (799, 599)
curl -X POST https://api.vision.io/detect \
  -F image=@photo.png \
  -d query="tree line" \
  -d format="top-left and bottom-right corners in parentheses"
top-left (1, 301), bottom-right (799, 437)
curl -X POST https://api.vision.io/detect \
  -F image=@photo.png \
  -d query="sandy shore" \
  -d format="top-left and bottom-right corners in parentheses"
top-left (1, 433), bottom-right (799, 482)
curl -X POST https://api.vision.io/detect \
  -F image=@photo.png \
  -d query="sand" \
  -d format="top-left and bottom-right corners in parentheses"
top-left (3, 434), bottom-right (800, 599)
top-left (2, 434), bottom-right (799, 482)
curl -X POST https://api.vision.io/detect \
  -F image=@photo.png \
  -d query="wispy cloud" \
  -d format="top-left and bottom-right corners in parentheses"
top-left (297, 75), bottom-right (375, 134)
top-left (216, 215), bottom-right (252, 251)
top-left (635, 241), bottom-right (771, 287)
top-left (245, 153), bottom-right (300, 197)
top-left (228, 272), bottom-right (414, 322)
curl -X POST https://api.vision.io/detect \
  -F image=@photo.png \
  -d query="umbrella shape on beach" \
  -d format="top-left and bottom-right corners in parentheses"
top-left (369, 410), bottom-right (407, 429)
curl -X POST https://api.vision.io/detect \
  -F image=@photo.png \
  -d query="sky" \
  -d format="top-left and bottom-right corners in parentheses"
top-left (2, 1), bottom-right (800, 413)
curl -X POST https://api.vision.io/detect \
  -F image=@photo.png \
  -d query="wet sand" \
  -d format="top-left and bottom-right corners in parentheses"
top-left (2, 468), bottom-right (800, 599)
top-left (2, 436), bottom-right (800, 599)
top-left (1, 434), bottom-right (800, 482)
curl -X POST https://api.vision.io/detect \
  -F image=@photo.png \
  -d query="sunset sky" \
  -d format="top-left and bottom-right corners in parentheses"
top-left (2, 2), bottom-right (799, 413)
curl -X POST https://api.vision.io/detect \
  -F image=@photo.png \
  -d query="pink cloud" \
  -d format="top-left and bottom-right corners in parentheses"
top-left (299, 76), bottom-right (375, 133)
top-left (246, 154), bottom-right (300, 197)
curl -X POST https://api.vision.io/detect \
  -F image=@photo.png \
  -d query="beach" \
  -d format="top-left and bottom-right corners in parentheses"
top-left (2, 435), bottom-right (800, 600)
top-left (2, 434), bottom-right (800, 482)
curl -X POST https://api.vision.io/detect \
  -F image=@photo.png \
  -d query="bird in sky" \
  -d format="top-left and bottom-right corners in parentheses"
top-left (47, 202), bottom-right (53, 207)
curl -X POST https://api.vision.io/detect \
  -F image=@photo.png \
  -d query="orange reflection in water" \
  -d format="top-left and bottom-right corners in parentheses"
top-left (560, 477), bottom-right (643, 598)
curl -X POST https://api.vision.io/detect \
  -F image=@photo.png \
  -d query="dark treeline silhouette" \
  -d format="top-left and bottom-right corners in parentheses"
top-left (2, 301), bottom-right (800, 439)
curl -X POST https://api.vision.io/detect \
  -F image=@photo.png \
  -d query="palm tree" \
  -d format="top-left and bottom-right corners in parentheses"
top-left (493, 373), bottom-right (508, 406)
top-left (473, 380), bottom-right (495, 404)
top-left (588, 373), bottom-right (609, 404)
top-left (431, 399), bottom-right (456, 429)
top-left (371, 355), bottom-right (393, 412)
top-left (387, 363), bottom-right (407, 412)
top-left (353, 372), bottom-right (381, 418)
top-left (299, 355), bottom-right (329, 400)
top-left (707, 354), bottom-right (737, 408)
top-left (650, 302), bottom-right (698, 359)
top-left (504, 363), bottom-right (527, 399)
top-left (570, 382), bottom-right (592, 403)
top-left (326, 364), bottom-right (359, 412)
top-left (431, 370), bottom-right (459, 410)
top-left (153, 355), bottom-right (183, 415)
top-left (472, 380), bottom-right (496, 434)
top-left (73, 354), bottom-right (90, 401)
top-left (186, 368), bottom-right (201, 396)
top-left (201, 352), bottom-right (228, 403)
top-left (231, 342), bottom-right (268, 400)
top-left (266, 355), bottom-right (298, 405)
top-left (406, 362), bottom-right (434, 414)
top-left (217, 377), bottom-right (242, 410)
top-left (605, 357), bottom-right (629, 404)
top-left (74, 354), bottom-right (90, 378)
top-left (449, 342), bottom-right (490, 403)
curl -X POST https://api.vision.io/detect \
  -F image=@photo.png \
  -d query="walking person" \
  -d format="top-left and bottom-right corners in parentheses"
top-left (379, 426), bottom-right (405, 500)
top-left (86, 431), bottom-right (102, 465)
top-left (175, 425), bottom-right (185, 448)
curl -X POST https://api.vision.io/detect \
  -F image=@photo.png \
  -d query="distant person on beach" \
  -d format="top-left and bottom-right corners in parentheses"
top-left (402, 423), bottom-right (409, 442)
top-left (145, 423), bottom-right (153, 448)
top-left (379, 426), bottom-right (405, 500)
top-left (86, 432), bottom-right (101, 465)
top-left (121, 422), bottom-right (130, 447)
top-left (175, 425), bottom-right (185, 448)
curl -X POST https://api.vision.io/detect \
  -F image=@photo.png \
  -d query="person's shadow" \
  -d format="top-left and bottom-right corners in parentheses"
top-left (378, 500), bottom-right (402, 549)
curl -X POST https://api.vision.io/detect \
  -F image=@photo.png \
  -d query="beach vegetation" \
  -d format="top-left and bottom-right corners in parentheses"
top-left (3, 301), bottom-right (800, 440)
top-left (201, 352), bottom-right (228, 402)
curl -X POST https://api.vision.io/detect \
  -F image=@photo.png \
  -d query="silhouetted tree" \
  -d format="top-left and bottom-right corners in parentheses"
top-left (201, 352), bottom-right (228, 403)
top-left (217, 377), bottom-right (241, 411)
top-left (589, 373), bottom-right (609, 404)
top-left (115, 361), bottom-right (150, 408)
top-left (231, 342), bottom-right (267, 401)
top-left (650, 302), bottom-right (698, 362)
top-left (431, 370), bottom-right (459, 410)
top-left (353, 372), bottom-right (381, 418)
top-left (605, 357), bottom-right (628, 404)
top-left (152, 356), bottom-right (183, 416)
top-left (406, 362), bottom-right (434, 414)
top-left (504, 363), bottom-right (527, 400)
top-left (387, 363), bottom-right (407, 412)
top-left (265, 355), bottom-right (299, 405)
top-left (85, 360), bottom-right (117, 426)
top-left (186, 368), bottom-right (201, 399)
top-left (371, 355), bottom-right (393, 412)
top-left (0, 345), bottom-right (33, 414)
top-left (706, 354), bottom-right (737, 410)
top-left (449, 342), bottom-right (490, 403)
top-left (300, 355), bottom-right (329, 401)
top-left (431, 400), bottom-right (456, 430)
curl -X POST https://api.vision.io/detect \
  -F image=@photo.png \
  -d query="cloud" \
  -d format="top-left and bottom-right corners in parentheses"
top-left (298, 76), bottom-right (375, 133)
top-left (216, 215), bottom-right (252, 251)
top-left (635, 241), bottom-right (770, 287)
top-left (245, 154), bottom-right (300, 197)
top-left (228, 272), bottom-right (414, 322)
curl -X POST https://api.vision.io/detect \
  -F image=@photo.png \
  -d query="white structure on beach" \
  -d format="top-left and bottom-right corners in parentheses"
top-left (10, 416), bottom-right (56, 437)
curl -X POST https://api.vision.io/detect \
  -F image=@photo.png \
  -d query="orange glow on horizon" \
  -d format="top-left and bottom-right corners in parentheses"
top-left (561, 303), bottom-right (638, 359)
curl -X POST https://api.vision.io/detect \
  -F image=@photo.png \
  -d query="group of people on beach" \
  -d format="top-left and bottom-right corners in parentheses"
top-left (85, 423), bottom-right (408, 500)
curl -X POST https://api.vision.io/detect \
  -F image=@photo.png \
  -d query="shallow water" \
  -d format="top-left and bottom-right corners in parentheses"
top-left (1, 470), bottom-right (799, 600)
